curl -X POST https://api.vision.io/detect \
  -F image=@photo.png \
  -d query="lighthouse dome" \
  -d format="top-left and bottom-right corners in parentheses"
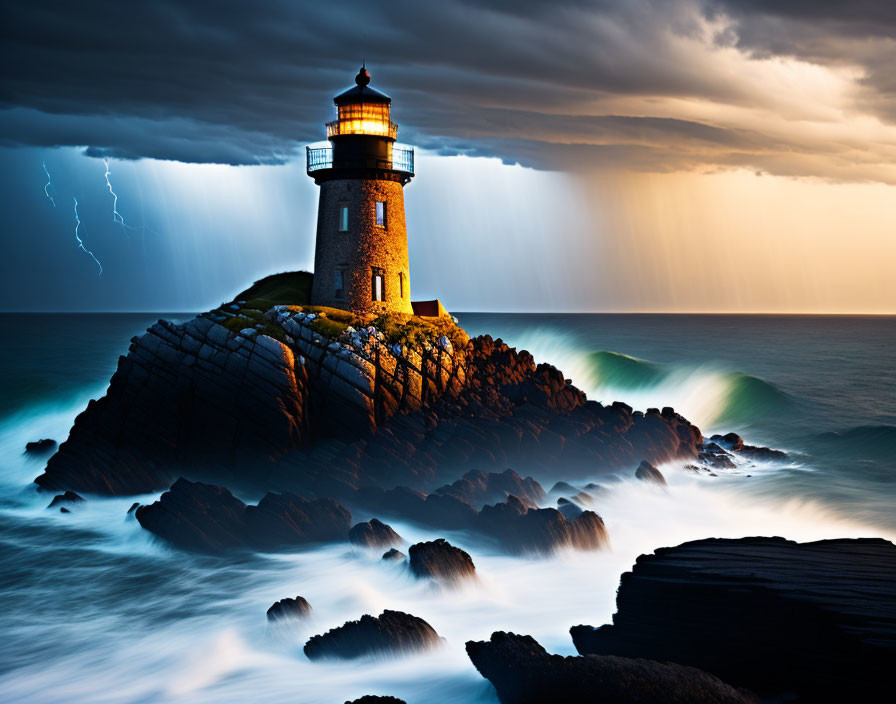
top-left (334, 65), bottom-right (391, 105)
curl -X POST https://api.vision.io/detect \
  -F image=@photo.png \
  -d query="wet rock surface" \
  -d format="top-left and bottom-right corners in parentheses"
top-left (135, 478), bottom-right (351, 554)
top-left (478, 495), bottom-right (608, 554)
top-left (435, 469), bottom-right (545, 509)
top-left (36, 318), bottom-right (311, 495)
top-left (35, 308), bottom-right (703, 497)
top-left (46, 491), bottom-right (84, 509)
top-left (304, 610), bottom-right (442, 660)
top-left (359, 472), bottom-right (608, 555)
top-left (466, 631), bottom-right (758, 704)
top-left (570, 536), bottom-right (896, 703)
top-left (634, 460), bottom-right (666, 486)
top-left (348, 518), bottom-right (403, 548)
top-left (25, 438), bottom-right (57, 455)
top-left (266, 596), bottom-right (311, 621)
top-left (381, 548), bottom-right (406, 562)
top-left (707, 433), bottom-right (788, 463)
top-left (408, 539), bottom-right (476, 582)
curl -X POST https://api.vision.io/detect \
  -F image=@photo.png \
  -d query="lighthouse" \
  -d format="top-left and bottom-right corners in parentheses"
top-left (306, 65), bottom-right (415, 315)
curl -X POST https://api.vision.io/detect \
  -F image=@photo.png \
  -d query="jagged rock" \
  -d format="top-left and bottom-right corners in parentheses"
top-left (709, 433), bottom-right (787, 462)
top-left (267, 596), bottom-right (311, 621)
top-left (549, 481), bottom-right (578, 496)
top-left (349, 518), bottom-right (403, 548)
top-left (134, 478), bottom-right (351, 554)
top-left (381, 548), bottom-right (406, 562)
top-left (35, 310), bottom-right (703, 498)
top-left (359, 486), bottom-right (478, 530)
top-left (304, 610), bottom-right (442, 660)
top-left (345, 697), bottom-right (406, 704)
top-left (466, 631), bottom-right (758, 704)
top-left (738, 444), bottom-right (787, 462)
top-left (127, 502), bottom-right (139, 514)
top-left (435, 469), bottom-right (545, 508)
top-left (36, 319), bottom-right (311, 495)
top-left (709, 433), bottom-right (744, 451)
top-left (698, 451), bottom-right (736, 470)
top-left (244, 492), bottom-right (351, 549)
top-left (46, 491), bottom-right (84, 509)
top-left (556, 498), bottom-right (584, 520)
top-left (634, 460), bottom-right (666, 486)
top-left (479, 495), bottom-right (608, 554)
top-left (570, 537), bottom-right (896, 703)
top-left (408, 539), bottom-right (475, 582)
top-left (25, 438), bottom-right (57, 455)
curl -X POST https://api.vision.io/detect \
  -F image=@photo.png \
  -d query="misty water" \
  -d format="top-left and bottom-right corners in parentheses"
top-left (1, 313), bottom-right (894, 702)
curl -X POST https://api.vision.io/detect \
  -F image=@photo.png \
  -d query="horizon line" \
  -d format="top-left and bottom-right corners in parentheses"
top-left (1, 310), bottom-right (894, 317)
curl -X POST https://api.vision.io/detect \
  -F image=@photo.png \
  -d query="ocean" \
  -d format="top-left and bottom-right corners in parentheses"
top-left (1, 313), bottom-right (894, 702)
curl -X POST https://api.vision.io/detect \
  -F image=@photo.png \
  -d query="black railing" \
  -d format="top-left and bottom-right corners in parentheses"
top-left (306, 144), bottom-right (414, 175)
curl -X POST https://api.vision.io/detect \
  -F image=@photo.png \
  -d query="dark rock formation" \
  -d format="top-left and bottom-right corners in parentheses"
top-left (738, 444), bottom-right (788, 462)
top-left (571, 537), bottom-right (896, 703)
top-left (408, 539), bottom-right (475, 582)
top-left (266, 596), bottom-right (311, 621)
top-left (35, 308), bottom-right (703, 497)
top-left (479, 495), bottom-right (608, 554)
top-left (244, 492), bottom-right (351, 548)
top-left (46, 491), bottom-right (84, 509)
top-left (708, 433), bottom-right (787, 462)
top-left (25, 438), bottom-right (57, 455)
top-left (634, 460), bottom-right (666, 486)
top-left (358, 485), bottom-right (478, 530)
top-left (556, 498), bottom-right (584, 520)
top-left (345, 697), bottom-right (406, 704)
top-left (435, 469), bottom-right (544, 508)
top-left (381, 548), bottom-right (405, 562)
top-left (466, 631), bottom-right (758, 704)
top-left (36, 318), bottom-right (311, 495)
top-left (548, 481), bottom-right (578, 496)
top-left (304, 610), bottom-right (441, 660)
top-left (135, 478), bottom-right (351, 554)
top-left (697, 450), bottom-right (737, 469)
top-left (710, 432), bottom-right (744, 451)
top-left (349, 518), bottom-right (402, 548)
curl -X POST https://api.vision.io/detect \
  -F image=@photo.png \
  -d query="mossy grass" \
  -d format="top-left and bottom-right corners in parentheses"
top-left (222, 309), bottom-right (287, 341)
top-left (215, 270), bottom-right (467, 350)
top-left (232, 271), bottom-right (314, 309)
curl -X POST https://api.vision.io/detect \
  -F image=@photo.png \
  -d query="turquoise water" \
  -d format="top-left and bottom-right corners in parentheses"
top-left (0, 313), bottom-right (894, 702)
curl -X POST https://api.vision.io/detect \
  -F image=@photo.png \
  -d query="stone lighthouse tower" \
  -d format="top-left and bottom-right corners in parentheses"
top-left (307, 65), bottom-right (415, 315)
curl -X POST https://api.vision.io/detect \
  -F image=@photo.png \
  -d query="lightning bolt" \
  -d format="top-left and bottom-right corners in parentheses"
top-left (103, 158), bottom-right (131, 228)
top-left (42, 161), bottom-right (56, 207)
top-left (72, 197), bottom-right (103, 275)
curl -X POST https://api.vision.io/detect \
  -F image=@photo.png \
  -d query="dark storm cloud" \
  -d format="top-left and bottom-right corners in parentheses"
top-left (2, 0), bottom-right (895, 179)
top-left (705, 0), bottom-right (896, 120)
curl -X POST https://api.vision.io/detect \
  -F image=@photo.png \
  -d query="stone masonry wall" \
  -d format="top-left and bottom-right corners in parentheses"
top-left (310, 178), bottom-right (413, 315)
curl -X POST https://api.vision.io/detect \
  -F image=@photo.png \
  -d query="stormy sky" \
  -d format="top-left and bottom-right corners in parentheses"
top-left (1, 0), bottom-right (895, 312)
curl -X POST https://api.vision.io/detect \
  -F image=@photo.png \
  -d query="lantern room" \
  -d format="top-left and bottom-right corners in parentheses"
top-left (326, 66), bottom-right (397, 139)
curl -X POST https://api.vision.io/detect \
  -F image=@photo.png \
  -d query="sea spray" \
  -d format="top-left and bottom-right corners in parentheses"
top-left (2, 312), bottom-right (894, 702)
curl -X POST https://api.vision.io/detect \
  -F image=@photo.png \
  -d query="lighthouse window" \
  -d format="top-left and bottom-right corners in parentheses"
top-left (375, 201), bottom-right (386, 227)
top-left (372, 269), bottom-right (385, 302)
top-left (338, 204), bottom-right (349, 232)
top-left (334, 270), bottom-right (344, 300)
top-left (399, 272), bottom-right (404, 298)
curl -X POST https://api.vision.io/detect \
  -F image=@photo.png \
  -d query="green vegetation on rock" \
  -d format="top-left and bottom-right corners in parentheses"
top-left (213, 270), bottom-right (468, 350)
top-left (233, 271), bottom-right (313, 310)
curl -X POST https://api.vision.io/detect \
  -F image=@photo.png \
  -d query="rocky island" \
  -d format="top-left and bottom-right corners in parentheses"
top-left (34, 271), bottom-right (703, 530)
